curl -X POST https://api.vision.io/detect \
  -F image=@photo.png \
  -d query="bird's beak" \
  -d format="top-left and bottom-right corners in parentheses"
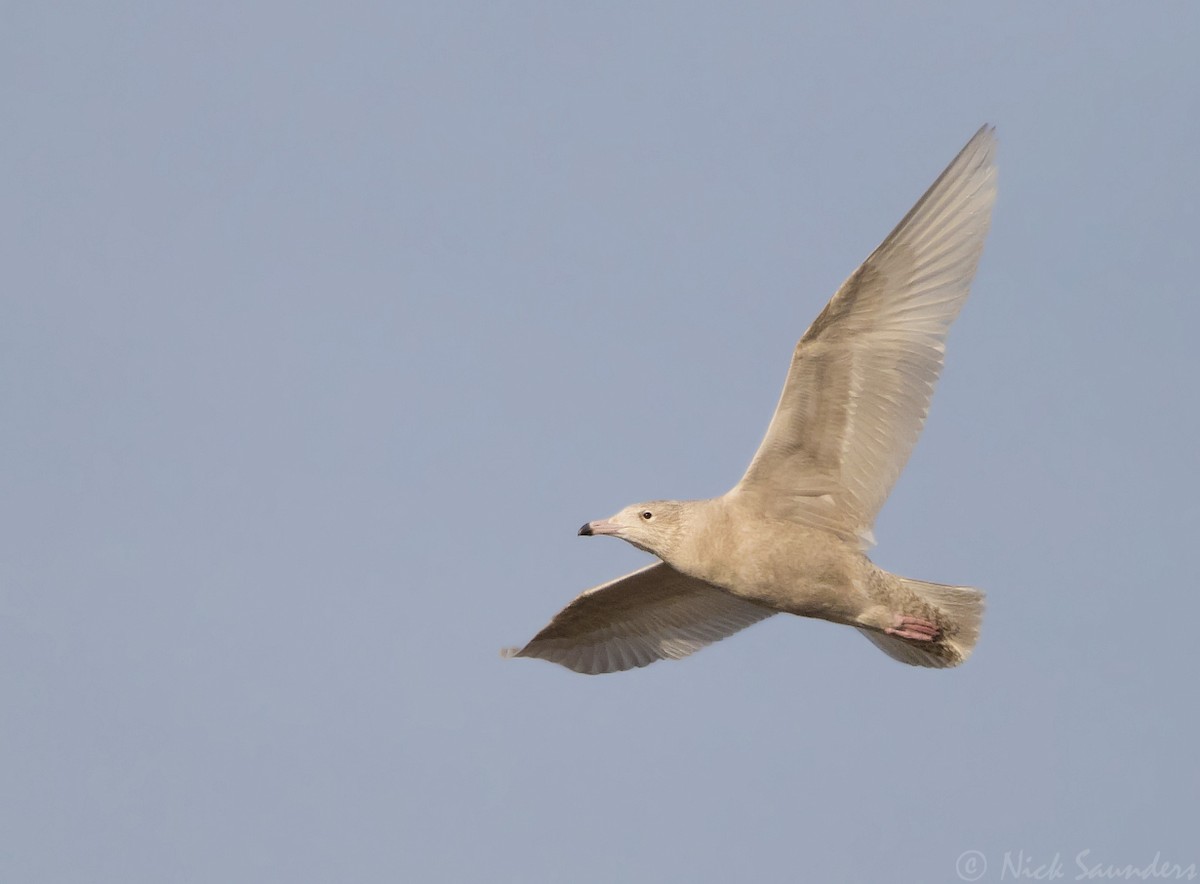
top-left (578, 519), bottom-right (619, 537)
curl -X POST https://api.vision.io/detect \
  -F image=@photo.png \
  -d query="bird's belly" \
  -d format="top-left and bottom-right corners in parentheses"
top-left (737, 564), bottom-right (863, 623)
top-left (685, 532), bottom-right (870, 624)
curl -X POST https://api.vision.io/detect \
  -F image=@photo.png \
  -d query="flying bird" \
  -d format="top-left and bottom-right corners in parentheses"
top-left (505, 126), bottom-right (997, 675)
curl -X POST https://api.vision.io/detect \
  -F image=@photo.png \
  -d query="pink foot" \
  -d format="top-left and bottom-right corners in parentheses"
top-left (885, 614), bottom-right (941, 642)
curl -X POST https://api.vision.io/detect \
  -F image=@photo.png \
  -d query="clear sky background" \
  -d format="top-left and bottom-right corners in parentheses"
top-left (4, 4), bottom-right (1198, 883)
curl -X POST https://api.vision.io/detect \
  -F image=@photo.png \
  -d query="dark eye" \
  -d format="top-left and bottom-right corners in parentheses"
top-left (641, 510), bottom-right (653, 521)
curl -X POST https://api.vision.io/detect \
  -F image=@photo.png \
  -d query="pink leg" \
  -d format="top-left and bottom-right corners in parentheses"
top-left (885, 614), bottom-right (941, 642)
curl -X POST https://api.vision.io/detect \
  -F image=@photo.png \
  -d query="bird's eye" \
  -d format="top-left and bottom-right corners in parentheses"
top-left (641, 511), bottom-right (653, 521)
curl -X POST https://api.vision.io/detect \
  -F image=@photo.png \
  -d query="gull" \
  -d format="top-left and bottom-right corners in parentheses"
top-left (505, 126), bottom-right (997, 675)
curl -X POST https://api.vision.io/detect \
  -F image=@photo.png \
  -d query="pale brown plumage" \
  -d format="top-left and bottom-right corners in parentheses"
top-left (505, 127), bottom-right (997, 675)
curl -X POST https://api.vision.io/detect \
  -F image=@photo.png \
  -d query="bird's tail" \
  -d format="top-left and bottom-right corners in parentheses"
top-left (858, 577), bottom-right (985, 668)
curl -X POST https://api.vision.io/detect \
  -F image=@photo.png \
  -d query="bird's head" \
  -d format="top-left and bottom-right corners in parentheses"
top-left (578, 500), bottom-right (689, 560)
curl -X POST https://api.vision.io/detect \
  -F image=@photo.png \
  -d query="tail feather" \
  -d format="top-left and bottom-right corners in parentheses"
top-left (859, 577), bottom-right (985, 669)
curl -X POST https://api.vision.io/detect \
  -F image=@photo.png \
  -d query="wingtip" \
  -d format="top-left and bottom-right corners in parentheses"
top-left (499, 646), bottom-right (523, 660)
top-left (943, 124), bottom-right (998, 200)
top-left (971, 122), bottom-right (997, 142)
top-left (967, 124), bottom-right (999, 166)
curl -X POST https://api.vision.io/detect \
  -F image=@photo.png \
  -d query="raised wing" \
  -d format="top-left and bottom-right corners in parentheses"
top-left (734, 126), bottom-right (998, 546)
top-left (503, 562), bottom-right (776, 675)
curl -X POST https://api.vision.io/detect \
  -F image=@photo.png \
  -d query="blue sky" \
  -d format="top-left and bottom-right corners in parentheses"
top-left (3, 4), bottom-right (1198, 882)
